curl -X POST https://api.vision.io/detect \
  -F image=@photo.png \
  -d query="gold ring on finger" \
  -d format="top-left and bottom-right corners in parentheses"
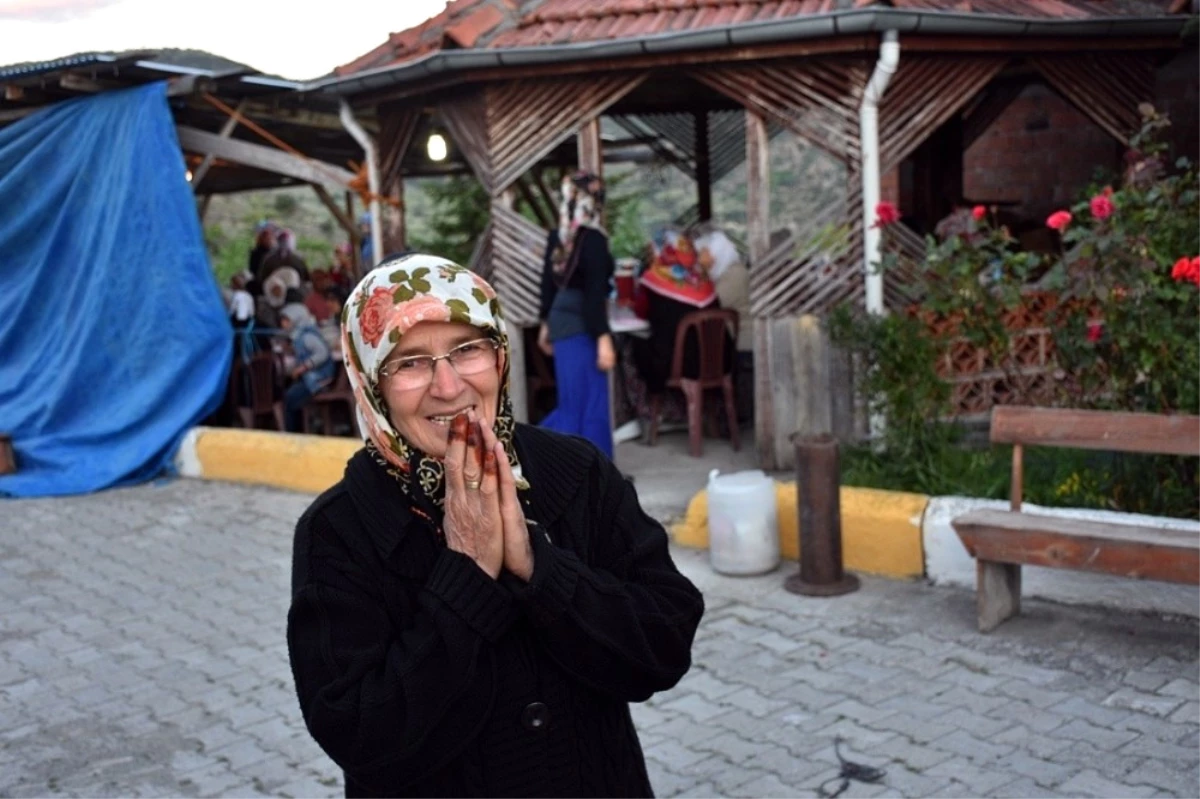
top-left (465, 479), bottom-right (481, 490)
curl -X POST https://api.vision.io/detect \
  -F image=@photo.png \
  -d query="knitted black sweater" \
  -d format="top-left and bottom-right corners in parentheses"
top-left (287, 425), bottom-right (705, 797)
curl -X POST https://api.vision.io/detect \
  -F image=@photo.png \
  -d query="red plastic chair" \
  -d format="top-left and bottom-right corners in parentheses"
top-left (647, 308), bottom-right (740, 457)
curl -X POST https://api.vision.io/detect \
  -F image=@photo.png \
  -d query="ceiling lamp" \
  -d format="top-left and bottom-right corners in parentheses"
top-left (427, 133), bottom-right (448, 162)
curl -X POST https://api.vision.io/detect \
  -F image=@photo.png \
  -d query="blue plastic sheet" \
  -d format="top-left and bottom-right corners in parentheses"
top-left (0, 82), bottom-right (230, 497)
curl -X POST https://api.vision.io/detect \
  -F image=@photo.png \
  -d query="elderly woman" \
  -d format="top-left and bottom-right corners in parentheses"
top-left (279, 303), bottom-right (335, 432)
top-left (287, 254), bottom-right (704, 798)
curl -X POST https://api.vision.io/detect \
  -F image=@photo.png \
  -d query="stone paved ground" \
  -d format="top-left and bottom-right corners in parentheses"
top-left (1, 479), bottom-right (1197, 799)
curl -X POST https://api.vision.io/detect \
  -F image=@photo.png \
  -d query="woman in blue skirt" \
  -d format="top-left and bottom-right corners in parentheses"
top-left (537, 170), bottom-right (615, 459)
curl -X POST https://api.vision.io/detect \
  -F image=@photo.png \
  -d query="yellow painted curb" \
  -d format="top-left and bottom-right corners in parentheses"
top-left (672, 482), bottom-right (927, 579)
top-left (188, 428), bottom-right (360, 494)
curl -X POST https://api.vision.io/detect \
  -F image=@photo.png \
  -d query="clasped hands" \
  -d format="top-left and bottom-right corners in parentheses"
top-left (442, 411), bottom-right (534, 582)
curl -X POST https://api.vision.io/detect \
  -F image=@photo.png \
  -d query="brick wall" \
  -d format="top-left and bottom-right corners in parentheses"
top-left (963, 82), bottom-right (1119, 224)
top-left (1155, 46), bottom-right (1200, 165)
top-left (888, 45), bottom-right (1199, 229)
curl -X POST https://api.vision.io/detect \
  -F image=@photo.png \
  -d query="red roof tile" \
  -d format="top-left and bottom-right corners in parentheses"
top-left (336, 0), bottom-right (1182, 76)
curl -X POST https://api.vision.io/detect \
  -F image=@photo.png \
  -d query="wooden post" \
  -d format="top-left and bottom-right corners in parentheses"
top-left (695, 110), bottom-right (712, 222)
top-left (381, 174), bottom-right (405, 257)
top-left (747, 110), bottom-right (773, 468)
top-left (345, 192), bottom-right (362, 278)
top-left (577, 117), bottom-right (602, 177)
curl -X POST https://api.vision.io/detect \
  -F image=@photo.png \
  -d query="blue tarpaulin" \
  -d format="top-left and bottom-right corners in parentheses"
top-left (0, 82), bottom-right (230, 497)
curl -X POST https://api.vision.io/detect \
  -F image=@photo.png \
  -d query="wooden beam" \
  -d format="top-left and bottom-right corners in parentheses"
top-left (313, 184), bottom-right (358, 239)
top-left (59, 73), bottom-right (120, 93)
top-left (514, 176), bottom-right (552, 229)
top-left (176, 125), bottom-right (356, 189)
top-left (190, 98), bottom-right (246, 192)
top-left (166, 74), bottom-right (216, 97)
top-left (745, 110), bottom-right (769, 268)
top-left (184, 96), bottom-right (375, 133)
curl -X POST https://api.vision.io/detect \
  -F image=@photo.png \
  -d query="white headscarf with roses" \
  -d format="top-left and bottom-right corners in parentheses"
top-left (342, 254), bottom-right (527, 506)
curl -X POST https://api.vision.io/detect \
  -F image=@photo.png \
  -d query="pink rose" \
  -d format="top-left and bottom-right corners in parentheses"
top-left (390, 295), bottom-right (449, 335)
top-left (874, 201), bottom-right (900, 228)
top-left (1089, 194), bottom-right (1114, 220)
top-left (360, 287), bottom-right (395, 347)
top-left (971, 205), bottom-right (987, 221)
top-left (1046, 210), bottom-right (1072, 232)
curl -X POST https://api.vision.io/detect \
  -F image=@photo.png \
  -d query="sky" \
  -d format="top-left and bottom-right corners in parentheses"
top-left (0, 0), bottom-right (449, 80)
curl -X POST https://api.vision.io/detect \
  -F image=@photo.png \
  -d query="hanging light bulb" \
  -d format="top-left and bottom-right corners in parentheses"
top-left (427, 133), bottom-right (448, 162)
top-left (185, 169), bottom-right (193, 182)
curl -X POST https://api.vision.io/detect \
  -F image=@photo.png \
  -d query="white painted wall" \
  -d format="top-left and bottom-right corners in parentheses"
top-left (925, 496), bottom-right (1200, 619)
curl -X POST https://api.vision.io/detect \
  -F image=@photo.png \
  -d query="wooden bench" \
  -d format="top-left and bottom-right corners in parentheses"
top-left (951, 406), bottom-right (1200, 632)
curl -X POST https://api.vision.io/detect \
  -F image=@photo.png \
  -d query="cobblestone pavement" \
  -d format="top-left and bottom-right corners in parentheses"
top-left (2, 479), bottom-right (1197, 798)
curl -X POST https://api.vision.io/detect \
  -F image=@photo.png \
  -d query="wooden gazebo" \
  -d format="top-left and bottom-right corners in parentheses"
top-left (317, 0), bottom-right (1196, 468)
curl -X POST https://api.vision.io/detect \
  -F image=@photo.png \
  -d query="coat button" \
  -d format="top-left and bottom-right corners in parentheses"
top-left (521, 701), bottom-right (550, 731)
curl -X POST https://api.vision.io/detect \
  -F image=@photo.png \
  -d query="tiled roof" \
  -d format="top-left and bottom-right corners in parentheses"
top-left (335, 0), bottom-right (1183, 76)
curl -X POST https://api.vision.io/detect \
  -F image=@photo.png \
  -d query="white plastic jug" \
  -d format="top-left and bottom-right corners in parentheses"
top-left (707, 469), bottom-right (781, 576)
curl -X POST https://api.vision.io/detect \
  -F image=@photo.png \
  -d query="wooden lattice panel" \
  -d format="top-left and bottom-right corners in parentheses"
top-left (485, 73), bottom-right (646, 192)
top-left (1031, 53), bottom-right (1155, 146)
top-left (879, 55), bottom-right (1009, 173)
top-left (437, 90), bottom-right (493, 193)
top-left (695, 58), bottom-right (867, 319)
top-left (749, 193), bottom-right (866, 318)
top-left (691, 59), bottom-right (866, 164)
top-left (489, 203), bottom-right (546, 326)
top-left (377, 103), bottom-right (423, 188)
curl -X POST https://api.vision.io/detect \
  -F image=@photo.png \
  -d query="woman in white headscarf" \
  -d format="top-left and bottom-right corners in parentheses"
top-left (279, 302), bottom-right (334, 431)
top-left (287, 254), bottom-right (703, 797)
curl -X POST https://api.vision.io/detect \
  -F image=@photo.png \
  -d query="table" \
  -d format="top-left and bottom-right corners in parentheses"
top-left (607, 302), bottom-right (649, 442)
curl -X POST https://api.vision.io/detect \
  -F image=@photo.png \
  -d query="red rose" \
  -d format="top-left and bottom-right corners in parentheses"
top-left (1090, 194), bottom-right (1114, 221)
top-left (874, 201), bottom-right (900, 227)
top-left (972, 205), bottom-right (987, 221)
top-left (1086, 322), bottom-right (1103, 343)
top-left (1046, 210), bottom-right (1072, 232)
top-left (1102, 186), bottom-right (1114, 197)
top-left (1170, 256), bottom-right (1200, 286)
top-left (360, 287), bottom-right (394, 347)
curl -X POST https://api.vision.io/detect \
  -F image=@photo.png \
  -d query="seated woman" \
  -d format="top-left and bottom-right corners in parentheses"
top-left (631, 228), bottom-right (734, 401)
top-left (691, 224), bottom-right (753, 421)
top-left (278, 303), bottom-right (336, 432)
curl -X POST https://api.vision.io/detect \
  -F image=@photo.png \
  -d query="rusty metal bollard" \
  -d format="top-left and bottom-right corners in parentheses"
top-left (785, 433), bottom-right (860, 597)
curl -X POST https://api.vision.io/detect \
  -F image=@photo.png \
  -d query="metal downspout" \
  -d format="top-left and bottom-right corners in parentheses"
top-left (338, 100), bottom-right (383, 270)
top-left (860, 29), bottom-right (900, 316)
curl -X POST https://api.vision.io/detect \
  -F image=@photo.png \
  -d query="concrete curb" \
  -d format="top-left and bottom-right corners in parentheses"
top-left (174, 427), bottom-right (359, 495)
top-left (672, 483), bottom-right (928, 579)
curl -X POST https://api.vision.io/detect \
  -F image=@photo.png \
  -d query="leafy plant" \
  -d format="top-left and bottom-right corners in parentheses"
top-left (831, 107), bottom-right (1199, 519)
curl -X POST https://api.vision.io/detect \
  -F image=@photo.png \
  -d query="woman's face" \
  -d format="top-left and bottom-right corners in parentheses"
top-left (379, 321), bottom-right (503, 459)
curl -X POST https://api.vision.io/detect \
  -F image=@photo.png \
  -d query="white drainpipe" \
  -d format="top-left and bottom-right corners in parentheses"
top-left (339, 100), bottom-right (384, 269)
top-left (860, 29), bottom-right (900, 316)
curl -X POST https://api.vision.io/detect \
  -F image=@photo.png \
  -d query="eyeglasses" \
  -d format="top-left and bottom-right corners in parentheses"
top-left (379, 337), bottom-right (499, 389)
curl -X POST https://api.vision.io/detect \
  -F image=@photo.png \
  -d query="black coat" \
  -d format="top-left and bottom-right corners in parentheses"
top-left (287, 425), bottom-right (705, 797)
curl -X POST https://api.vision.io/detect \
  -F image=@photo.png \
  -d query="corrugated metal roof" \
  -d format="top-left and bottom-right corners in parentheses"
top-left (0, 52), bottom-right (125, 81)
top-left (333, 0), bottom-right (1184, 76)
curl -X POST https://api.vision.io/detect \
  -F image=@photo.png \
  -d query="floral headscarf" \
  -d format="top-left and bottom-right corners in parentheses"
top-left (342, 254), bottom-right (527, 509)
top-left (640, 228), bottom-right (717, 308)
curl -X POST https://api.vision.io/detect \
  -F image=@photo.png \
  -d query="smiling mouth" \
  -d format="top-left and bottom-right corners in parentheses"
top-left (426, 406), bottom-right (476, 426)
